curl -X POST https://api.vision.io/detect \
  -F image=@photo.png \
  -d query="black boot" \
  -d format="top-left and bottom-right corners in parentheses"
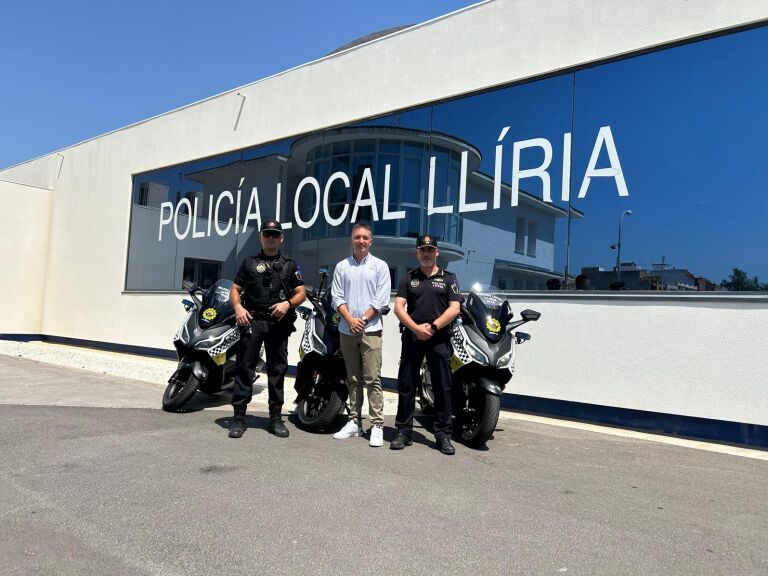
top-left (268, 405), bottom-right (289, 438)
top-left (389, 431), bottom-right (412, 450)
top-left (436, 436), bottom-right (455, 455)
top-left (228, 406), bottom-right (246, 439)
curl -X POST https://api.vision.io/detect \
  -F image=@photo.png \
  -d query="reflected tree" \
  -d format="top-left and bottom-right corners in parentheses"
top-left (721, 268), bottom-right (764, 291)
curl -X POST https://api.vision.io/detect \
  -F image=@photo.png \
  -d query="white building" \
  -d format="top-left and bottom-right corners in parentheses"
top-left (2, 0), bottom-right (767, 445)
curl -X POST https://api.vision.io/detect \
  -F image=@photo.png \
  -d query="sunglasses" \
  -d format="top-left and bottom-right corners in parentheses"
top-left (261, 230), bottom-right (282, 238)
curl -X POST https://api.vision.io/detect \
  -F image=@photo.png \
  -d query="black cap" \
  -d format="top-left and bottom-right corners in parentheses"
top-left (260, 220), bottom-right (283, 232)
top-left (417, 235), bottom-right (438, 248)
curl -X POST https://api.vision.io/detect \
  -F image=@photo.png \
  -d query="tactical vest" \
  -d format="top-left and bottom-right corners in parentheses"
top-left (242, 254), bottom-right (294, 311)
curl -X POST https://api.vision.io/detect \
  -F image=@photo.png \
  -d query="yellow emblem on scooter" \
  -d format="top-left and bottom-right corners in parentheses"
top-left (202, 308), bottom-right (217, 321)
top-left (486, 318), bottom-right (501, 334)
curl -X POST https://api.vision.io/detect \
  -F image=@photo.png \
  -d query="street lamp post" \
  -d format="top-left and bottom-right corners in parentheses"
top-left (611, 209), bottom-right (632, 282)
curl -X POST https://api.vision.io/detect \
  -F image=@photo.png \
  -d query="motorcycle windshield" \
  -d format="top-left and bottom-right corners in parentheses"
top-left (463, 284), bottom-right (513, 343)
top-left (199, 279), bottom-right (235, 328)
top-left (321, 289), bottom-right (340, 334)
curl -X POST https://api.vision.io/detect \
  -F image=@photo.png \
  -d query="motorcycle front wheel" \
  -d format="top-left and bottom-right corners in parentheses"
top-left (162, 372), bottom-right (200, 412)
top-left (296, 388), bottom-right (344, 431)
top-left (418, 362), bottom-right (435, 414)
top-left (459, 388), bottom-right (501, 447)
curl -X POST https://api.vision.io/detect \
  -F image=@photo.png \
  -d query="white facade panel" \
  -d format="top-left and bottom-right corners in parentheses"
top-left (1, 0), bottom-right (766, 430)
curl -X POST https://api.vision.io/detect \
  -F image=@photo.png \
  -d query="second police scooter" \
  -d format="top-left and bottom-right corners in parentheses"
top-left (163, 279), bottom-right (262, 412)
top-left (293, 267), bottom-right (389, 431)
top-left (419, 284), bottom-right (540, 447)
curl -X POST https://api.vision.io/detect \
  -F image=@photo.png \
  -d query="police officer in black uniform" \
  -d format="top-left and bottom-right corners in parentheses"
top-left (228, 220), bottom-right (305, 439)
top-left (392, 235), bottom-right (461, 455)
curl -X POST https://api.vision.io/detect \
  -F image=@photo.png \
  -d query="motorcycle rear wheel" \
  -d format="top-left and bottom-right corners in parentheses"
top-left (296, 390), bottom-right (344, 431)
top-left (162, 373), bottom-right (200, 412)
top-left (459, 388), bottom-right (501, 447)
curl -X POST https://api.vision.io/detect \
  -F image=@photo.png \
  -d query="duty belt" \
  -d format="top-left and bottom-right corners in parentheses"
top-left (250, 309), bottom-right (276, 321)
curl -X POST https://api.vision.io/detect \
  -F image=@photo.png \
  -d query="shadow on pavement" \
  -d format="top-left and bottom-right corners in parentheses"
top-left (213, 413), bottom-right (272, 433)
top-left (285, 411), bottom-right (347, 435)
top-left (414, 412), bottom-right (493, 451)
top-left (168, 383), bottom-right (269, 413)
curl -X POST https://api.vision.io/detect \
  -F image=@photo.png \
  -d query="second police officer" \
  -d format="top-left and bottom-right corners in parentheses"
top-left (228, 220), bottom-right (306, 439)
top-left (392, 235), bottom-right (461, 455)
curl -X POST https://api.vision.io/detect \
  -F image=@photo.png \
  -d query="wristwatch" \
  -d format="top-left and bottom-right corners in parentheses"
top-left (430, 322), bottom-right (438, 332)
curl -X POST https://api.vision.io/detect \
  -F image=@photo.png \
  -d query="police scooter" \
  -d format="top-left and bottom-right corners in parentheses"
top-left (293, 269), bottom-right (345, 430)
top-left (293, 268), bottom-right (389, 431)
top-left (420, 284), bottom-right (540, 446)
top-left (163, 279), bottom-right (261, 412)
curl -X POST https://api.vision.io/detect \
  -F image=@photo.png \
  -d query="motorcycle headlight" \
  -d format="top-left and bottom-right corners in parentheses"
top-left (194, 337), bottom-right (219, 350)
top-left (195, 328), bottom-right (239, 358)
top-left (463, 338), bottom-right (489, 365)
top-left (497, 348), bottom-right (515, 369)
top-left (310, 332), bottom-right (327, 355)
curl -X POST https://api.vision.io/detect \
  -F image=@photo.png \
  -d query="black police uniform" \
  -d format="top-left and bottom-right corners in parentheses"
top-left (232, 250), bottom-right (303, 417)
top-left (395, 266), bottom-right (461, 439)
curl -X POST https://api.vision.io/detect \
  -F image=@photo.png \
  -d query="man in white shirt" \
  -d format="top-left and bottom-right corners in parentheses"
top-left (330, 223), bottom-right (391, 447)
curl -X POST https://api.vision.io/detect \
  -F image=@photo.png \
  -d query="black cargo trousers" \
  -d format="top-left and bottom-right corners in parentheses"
top-left (232, 314), bottom-right (294, 410)
top-left (395, 330), bottom-right (453, 439)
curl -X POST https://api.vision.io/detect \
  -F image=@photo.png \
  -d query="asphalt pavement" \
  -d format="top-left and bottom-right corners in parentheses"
top-left (1, 353), bottom-right (767, 575)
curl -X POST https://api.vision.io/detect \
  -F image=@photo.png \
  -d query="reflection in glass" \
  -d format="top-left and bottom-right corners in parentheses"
top-left (430, 75), bottom-right (575, 290)
top-left (571, 25), bottom-right (768, 291)
top-left (125, 25), bottom-right (766, 294)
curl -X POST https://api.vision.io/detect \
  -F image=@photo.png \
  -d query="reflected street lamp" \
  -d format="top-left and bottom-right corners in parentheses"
top-left (610, 209), bottom-right (632, 282)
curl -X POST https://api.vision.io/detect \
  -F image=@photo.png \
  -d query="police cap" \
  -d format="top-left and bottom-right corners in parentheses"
top-left (260, 220), bottom-right (283, 232)
top-left (417, 235), bottom-right (438, 248)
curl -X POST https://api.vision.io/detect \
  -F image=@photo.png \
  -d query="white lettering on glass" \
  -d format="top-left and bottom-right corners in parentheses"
top-left (511, 137), bottom-right (553, 207)
top-left (294, 177), bottom-right (321, 229)
top-left (153, 125), bottom-right (628, 241)
top-left (577, 125), bottom-right (629, 199)
top-left (350, 167), bottom-right (379, 222)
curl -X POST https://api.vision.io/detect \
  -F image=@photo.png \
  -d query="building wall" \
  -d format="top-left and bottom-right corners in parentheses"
top-left (1, 0), bottom-right (766, 428)
top-left (368, 294), bottom-right (768, 426)
top-left (0, 180), bottom-right (53, 334)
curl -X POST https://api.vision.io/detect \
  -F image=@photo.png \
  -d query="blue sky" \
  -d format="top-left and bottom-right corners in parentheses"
top-left (0, 0), bottom-right (479, 169)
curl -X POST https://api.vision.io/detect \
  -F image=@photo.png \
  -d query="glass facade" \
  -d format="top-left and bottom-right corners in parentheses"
top-left (126, 25), bottom-right (768, 293)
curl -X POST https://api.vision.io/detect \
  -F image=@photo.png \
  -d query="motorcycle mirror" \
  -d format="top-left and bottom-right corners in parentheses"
top-left (182, 280), bottom-right (198, 293)
top-left (297, 305), bottom-right (312, 320)
top-left (316, 269), bottom-right (329, 294)
top-left (520, 309), bottom-right (541, 322)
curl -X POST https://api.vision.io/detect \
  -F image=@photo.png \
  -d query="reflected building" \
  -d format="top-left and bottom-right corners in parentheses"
top-left (581, 261), bottom-right (717, 291)
top-left (129, 125), bottom-right (579, 291)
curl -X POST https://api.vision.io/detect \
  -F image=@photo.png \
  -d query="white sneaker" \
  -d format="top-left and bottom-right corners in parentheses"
top-left (369, 425), bottom-right (384, 447)
top-left (333, 420), bottom-right (362, 440)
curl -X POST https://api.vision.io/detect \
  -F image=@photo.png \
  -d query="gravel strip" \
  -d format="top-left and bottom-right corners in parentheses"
top-left (0, 340), bottom-right (400, 415)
